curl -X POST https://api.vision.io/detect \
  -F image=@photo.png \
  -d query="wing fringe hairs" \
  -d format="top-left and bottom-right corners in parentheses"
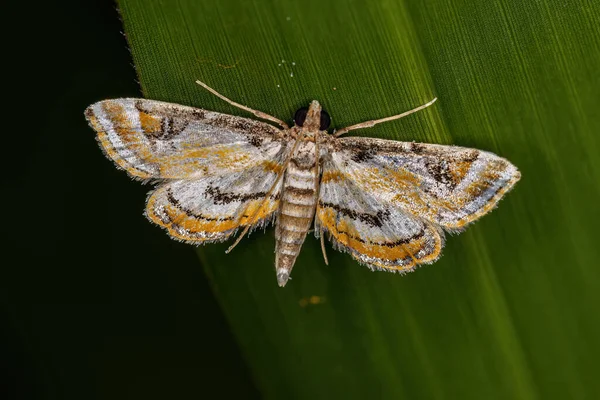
top-left (85, 89), bottom-right (519, 286)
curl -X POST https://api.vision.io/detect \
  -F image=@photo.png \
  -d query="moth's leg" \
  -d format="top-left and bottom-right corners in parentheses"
top-left (196, 80), bottom-right (289, 129)
top-left (225, 131), bottom-right (305, 254)
top-left (320, 232), bottom-right (329, 266)
top-left (334, 97), bottom-right (437, 137)
top-left (313, 133), bottom-right (329, 265)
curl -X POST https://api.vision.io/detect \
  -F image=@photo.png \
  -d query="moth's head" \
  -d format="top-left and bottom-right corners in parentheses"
top-left (294, 100), bottom-right (331, 132)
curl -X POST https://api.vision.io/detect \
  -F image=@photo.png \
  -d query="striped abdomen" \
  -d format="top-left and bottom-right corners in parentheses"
top-left (275, 140), bottom-right (319, 287)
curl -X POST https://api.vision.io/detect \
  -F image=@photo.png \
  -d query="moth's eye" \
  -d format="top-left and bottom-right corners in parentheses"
top-left (294, 107), bottom-right (309, 127)
top-left (320, 110), bottom-right (331, 131)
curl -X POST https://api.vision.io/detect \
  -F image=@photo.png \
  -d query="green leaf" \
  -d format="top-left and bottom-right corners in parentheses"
top-left (117, 0), bottom-right (600, 398)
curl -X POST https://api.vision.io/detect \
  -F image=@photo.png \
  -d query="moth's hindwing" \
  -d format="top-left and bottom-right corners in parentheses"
top-left (317, 158), bottom-right (445, 271)
top-left (85, 98), bottom-right (286, 180)
top-left (331, 137), bottom-right (521, 230)
top-left (146, 164), bottom-right (285, 243)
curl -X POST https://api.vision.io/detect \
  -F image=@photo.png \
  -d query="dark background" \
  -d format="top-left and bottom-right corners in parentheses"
top-left (3, 1), bottom-right (258, 399)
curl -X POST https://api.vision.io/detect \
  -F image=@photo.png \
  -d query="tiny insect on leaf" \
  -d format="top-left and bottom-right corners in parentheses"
top-left (85, 81), bottom-right (520, 287)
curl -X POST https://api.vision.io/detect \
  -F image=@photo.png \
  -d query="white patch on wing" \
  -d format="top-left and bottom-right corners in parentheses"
top-left (317, 158), bottom-right (444, 270)
top-left (86, 98), bottom-right (291, 180)
top-left (331, 137), bottom-right (520, 229)
top-left (146, 164), bottom-right (284, 243)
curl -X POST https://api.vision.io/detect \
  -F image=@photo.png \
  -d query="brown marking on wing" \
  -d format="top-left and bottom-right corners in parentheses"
top-left (465, 160), bottom-right (503, 198)
top-left (146, 190), bottom-right (278, 243)
top-left (165, 145), bottom-right (254, 176)
top-left (336, 138), bottom-right (519, 229)
top-left (139, 111), bottom-right (162, 135)
top-left (101, 102), bottom-right (153, 158)
top-left (352, 166), bottom-right (422, 203)
top-left (210, 113), bottom-right (281, 145)
top-left (262, 160), bottom-right (284, 174)
top-left (448, 160), bottom-right (474, 186)
top-left (318, 200), bottom-right (389, 228)
top-left (87, 99), bottom-right (290, 180)
top-left (86, 102), bottom-right (154, 178)
top-left (451, 169), bottom-right (521, 229)
top-left (321, 170), bottom-right (345, 183)
top-left (205, 185), bottom-right (278, 205)
top-left (100, 101), bottom-right (217, 178)
top-left (317, 207), bottom-right (442, 269)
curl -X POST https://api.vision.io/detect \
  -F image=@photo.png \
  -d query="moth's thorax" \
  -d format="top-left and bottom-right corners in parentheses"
top-left (290, 128), bottom-right (333, 145)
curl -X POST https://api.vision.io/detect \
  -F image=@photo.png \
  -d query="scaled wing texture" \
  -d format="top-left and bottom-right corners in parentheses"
top-left (317, 137), bottom-right (520, 271)
top-left (86, 92), bottom-right (520, 286)
top-left (86, 99), bottom-right (293, 243)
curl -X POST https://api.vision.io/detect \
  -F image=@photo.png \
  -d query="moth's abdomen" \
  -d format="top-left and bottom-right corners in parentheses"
top-left (275, 144), bottom-right (319, 287)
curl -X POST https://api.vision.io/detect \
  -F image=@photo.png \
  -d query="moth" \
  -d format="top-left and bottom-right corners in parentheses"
top-left (85, 81), bottom-right (520, 287)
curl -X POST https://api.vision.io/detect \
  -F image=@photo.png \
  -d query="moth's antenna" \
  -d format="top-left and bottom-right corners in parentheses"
top-left (334, 97), bottom-right (437, 137)
top-left (195, 80), bottom-right (289, 129)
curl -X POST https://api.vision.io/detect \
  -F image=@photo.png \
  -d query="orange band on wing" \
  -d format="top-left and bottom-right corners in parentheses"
top-left (139, 111), bottom-right (161, 134)
top-left (96, 102), bottom-right (156, 178)
top-left (86, 110), bottom-right (151, 178)
top-left (321, 170), bottom-right (345, 183)
top-left (146, 193), bottom-right (278, 243)
top-left (262, 160), bottom-right (284, 174)
top-left (317, 208), bottom-right (442, 269)
top-left (450, 171), bottom-right (520, 229)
